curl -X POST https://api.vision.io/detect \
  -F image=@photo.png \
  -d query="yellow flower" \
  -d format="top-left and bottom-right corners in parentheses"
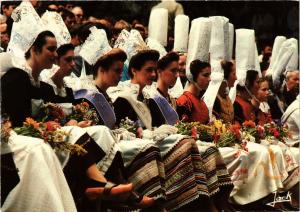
top-left (222, 124), bottom-right (227, 134)
top-left (214, 120), bottom-right (223, 133)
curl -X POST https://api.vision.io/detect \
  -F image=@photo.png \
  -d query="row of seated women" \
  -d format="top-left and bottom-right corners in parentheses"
top-left (1, 30), bottom-right (299, 211)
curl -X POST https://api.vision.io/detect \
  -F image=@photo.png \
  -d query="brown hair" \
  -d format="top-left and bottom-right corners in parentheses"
top-left (93, 48), bottom-right (127, 78)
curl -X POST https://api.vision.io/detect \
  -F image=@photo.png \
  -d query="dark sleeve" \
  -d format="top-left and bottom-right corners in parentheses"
top-left (233, 102), bottom-right (245, 125)
top-left (213, 97), bottom-right (221, 119)
top-left (40, 82), bottom-right (75, 104)
top-left (113, 97), bottom-right (138, 126)
top-left (1, 68), bottom-right (31, 127)
top-left (148, 98), bottom-right (166, 127)
top-left (267, 96), bottom-right (283, 120)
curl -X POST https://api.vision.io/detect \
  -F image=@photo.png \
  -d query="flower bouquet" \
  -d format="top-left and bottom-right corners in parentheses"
top-left (119, 117), bottom-right (139, 134)
top-left (241, 120), bottom-right (261, 142)
top-left (68, 101), bottom-right (100, 125)
top-left (14, 118), bottom-right (87, 155)
top-left (35, 103), bottom-right (67, 124)
top-left (214, 123), bottom-right (246, 150)
top-left (263, 121), bottom-right (291, 144)
top-left (175, 121), bottom-right (214, 142)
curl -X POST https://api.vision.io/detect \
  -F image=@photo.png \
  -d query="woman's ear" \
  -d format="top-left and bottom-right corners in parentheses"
top-left (132, 68), bottom-right (137, 76)
top-left (31, 46), bottom-right (38, 55)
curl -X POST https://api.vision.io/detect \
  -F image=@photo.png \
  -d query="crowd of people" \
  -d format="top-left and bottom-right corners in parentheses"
top-left (1, 1), bottom-right (299, 212)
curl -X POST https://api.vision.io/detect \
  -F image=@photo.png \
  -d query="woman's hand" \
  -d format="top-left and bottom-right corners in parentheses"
top-left (78, 120), bottom-right (92, 128)
top-left (66, 119), bottom-right (78, 126)
top-left (136, 127), bottom-right (143, 138)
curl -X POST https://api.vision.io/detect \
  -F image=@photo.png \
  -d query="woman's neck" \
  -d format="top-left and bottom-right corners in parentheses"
top-left (26, 58), bottom-right (41, 81)
top-left (218, 82), bottom-right (228, 98)
top-left (238, 90), bottom-right (251, 101)
top-left (157, 79), bottom-right (169, 97)
top-left (94, 77), bottom-right (108, 92)
top-left (131, 79), bottom-right (144, 94)
top-left (187, 82), bottom-right (201, 97)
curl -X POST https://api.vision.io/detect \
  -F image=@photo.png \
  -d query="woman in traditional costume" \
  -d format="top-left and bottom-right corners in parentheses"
top-left (176, 60), bottom-right (211, 124)
top-left (1, 3), bottom-right (151, 210)
top-left (213, 61), bottom-right (237, 124)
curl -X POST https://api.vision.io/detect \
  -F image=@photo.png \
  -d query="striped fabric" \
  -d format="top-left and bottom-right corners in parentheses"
top-left (198, 144), bottom-right (233, 196)
top-left (122, 136), bottom-right (214, 211)
top-left (162, 138), bottom-right (209, 211)
top-left (120, 136), bottom-right (233, 211)
top-left (126, 145), bottom-right (165, 200)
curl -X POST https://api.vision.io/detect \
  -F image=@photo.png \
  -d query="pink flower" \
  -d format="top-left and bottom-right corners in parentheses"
top-left (44, 121), bottom-right (61, 131)
top-left (181, 115), bottom-right (189, 122)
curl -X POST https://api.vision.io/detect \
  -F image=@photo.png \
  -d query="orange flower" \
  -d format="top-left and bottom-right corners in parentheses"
top-left (243, 120), bottom-right (256, 128)
top-left (25, 118), bottom-right (40, 129)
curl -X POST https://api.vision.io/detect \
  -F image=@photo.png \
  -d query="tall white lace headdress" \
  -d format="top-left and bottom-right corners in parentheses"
top-left (265, 36), bottom-right (286, 76)
top-left (148, 8), bottom-right (168, 47)
top-left (186, 17), bottom-right (212, 82)
top-left (285, 38), bottom-right (298, 73)
top-left (41, 11), bottom-right (71, 48)
top-left (79, 26), bottom-right (112, 65)
top-left (173, 14), bottom-right (189, 53)
top-left (229, 29), bottom-right (261, 102)
top-left (272, 38), bottom-right (298, 86)
top-left (7, 1), bottom-right (45, 59)
top-left (203, 16), bottom-right (231, 119)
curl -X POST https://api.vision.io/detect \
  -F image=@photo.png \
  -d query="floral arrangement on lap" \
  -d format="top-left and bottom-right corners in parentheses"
top-left (68, 101), bottom-right (100, 125)
top-left (175, 119), bottom-right (292, 151)
top-left (2, 101), bottom-right (101, 155)
top-left (242, 120), bottom-right (291, 144)
top-left (14, 118), bottom-right (87, 155)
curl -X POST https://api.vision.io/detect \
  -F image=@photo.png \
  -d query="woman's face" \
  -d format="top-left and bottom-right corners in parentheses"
top-left (132, 60), bottom-right (157, 88)
top-left (249, 75), bottom-right (260, 95)
top-left (256, 81), bottom-right (269, 102)
top-left (195, 66), bottom-right (211, 90)
top-left (227, 64), bottom-right (237, 88)
top-left (103, 60), bottom-right (124, 86)
top-left (35, 36), bottom-right (58, 70)
top-left (159, 61), bottom-right (179, 88)
top-left (58, 49), bottom-right (75, 76)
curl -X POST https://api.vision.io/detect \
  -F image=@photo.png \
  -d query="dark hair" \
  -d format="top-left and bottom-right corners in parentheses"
top-left (128, 50), bottom-right (160, 78)
top-left (93, 48), bottom-right (127, 78)
top-left (237, 70), bottom-right (259, 91)
top-left (1, 1), bottom-right (20, 12)
top-left (157, 51), bottom-right (179, 71)
top-left (190, 60), bottom-right (211, 81)
top-left (69, 24), bottom-right (82, 38)
top-left (221, 60), bottom-right (234, 80)
top-left (24, 31), bottom-right (56, 59)
top-left (56, 44), bottom-right (74, 59)
top-left (60, 8), bottom-right (75, 21)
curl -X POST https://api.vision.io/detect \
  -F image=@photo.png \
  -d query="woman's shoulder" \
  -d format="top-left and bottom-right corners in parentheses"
top-left (177, 91), bottom-right (193, 108)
